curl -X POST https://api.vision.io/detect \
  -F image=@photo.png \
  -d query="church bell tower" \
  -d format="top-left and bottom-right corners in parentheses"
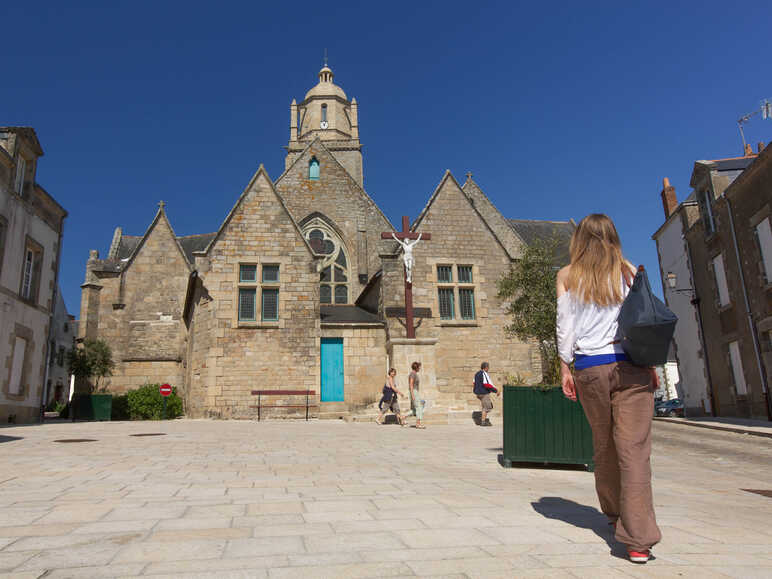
top-left (286, 64), bottom-right (363, 186)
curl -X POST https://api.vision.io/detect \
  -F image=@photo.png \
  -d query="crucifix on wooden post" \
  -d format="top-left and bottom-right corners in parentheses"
top-left (381, 216), bottom-right (431, 339)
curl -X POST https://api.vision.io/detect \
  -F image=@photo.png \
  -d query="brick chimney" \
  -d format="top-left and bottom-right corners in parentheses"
top-left (744, 143), bottom-right (753, 156)
top-left (661, 177), bottom-right (677, 219)
top-left (758, 142), bottom-right (766, 153)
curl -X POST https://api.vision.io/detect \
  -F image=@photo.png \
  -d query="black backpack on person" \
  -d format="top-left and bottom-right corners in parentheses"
top-left (617, 266), bottom-right (678, 367)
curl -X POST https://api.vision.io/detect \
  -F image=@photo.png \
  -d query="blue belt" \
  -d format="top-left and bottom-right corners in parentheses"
top-left (574, 353), bottom-right (629, 370)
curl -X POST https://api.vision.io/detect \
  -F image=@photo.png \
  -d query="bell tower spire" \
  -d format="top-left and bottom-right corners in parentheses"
top-left (285, 62), bottom-right (364, 186)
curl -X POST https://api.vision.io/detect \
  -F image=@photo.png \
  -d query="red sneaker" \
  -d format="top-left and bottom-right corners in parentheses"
top-left (628, 549), bottom-right (650, 563)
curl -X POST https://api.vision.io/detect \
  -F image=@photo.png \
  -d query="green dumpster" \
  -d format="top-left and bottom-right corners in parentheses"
top-left (501, 385), bottom-right (594, 470)
top-left (72, 394), bottom-right (113, 421)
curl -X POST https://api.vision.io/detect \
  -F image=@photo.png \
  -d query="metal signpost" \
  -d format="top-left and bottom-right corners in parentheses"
top-left (159, 383), bottom-right (172, 419)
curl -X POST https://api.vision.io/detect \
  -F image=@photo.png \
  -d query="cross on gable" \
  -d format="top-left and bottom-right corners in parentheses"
top-left (380, 216), bottom-right (432, 242)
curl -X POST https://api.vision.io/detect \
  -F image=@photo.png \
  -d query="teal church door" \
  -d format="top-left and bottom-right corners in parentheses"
top-left (320, 338), bottom-right (344, 402)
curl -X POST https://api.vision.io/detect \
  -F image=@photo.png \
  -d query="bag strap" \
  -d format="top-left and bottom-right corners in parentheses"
top-left (622, 264), bottom-right (640, 289)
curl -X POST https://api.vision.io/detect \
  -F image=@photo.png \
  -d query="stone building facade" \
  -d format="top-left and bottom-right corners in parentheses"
top-left (652, 179), bottom-right (712, 415)
top-left (657, 142), bottom-right (772, 419)
top-left (79, 65), bottom-right (574, 420)
top-left (0, 127), bottom-right (67, 423)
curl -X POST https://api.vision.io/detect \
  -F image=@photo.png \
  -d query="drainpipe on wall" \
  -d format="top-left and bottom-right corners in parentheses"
top-left (724, 196), bottom-right (772, 421)
top-left (40, 216), bottom-right (66, 422)
top-left (684, 238), bottom-right (717, 416)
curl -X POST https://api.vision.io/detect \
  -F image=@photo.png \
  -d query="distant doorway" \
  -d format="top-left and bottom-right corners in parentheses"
top-left (321, 338), bottom-right (344, 402)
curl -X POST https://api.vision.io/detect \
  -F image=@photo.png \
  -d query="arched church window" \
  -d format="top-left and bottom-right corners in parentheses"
top-left (309, 157), bottom-right (320, 180)
top-left (321, 104), bottom-right (327, 123)
top-left (302, 218), bottom-right (349, 304)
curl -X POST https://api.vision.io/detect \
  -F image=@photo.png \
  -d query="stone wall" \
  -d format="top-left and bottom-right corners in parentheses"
top-left (186, 169), bottom-right (319, 419)
top-left (723, 147), bottom-right (772, 418)
top-left (321, 326), bottom-right (387, 408)
top-left (381, 173), bottom-right (540, 414)
top-left (81, 211), bottom-right (189, 394)
top-left (275, 140), bottom-right (392, 299)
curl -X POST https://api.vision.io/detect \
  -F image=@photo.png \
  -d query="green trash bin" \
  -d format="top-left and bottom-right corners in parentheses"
top-left (501, 385), bottom-right (594, 470)
top-left (72, 394), bottom-right (113, 421)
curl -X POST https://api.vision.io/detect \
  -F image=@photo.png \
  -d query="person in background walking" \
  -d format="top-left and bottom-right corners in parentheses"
top-left (556, 213), bottom-right (661, 564)
top-left (376, 368), bottom-right (405, 425)
top-left (473, 362), bottom-right (499, 426)
top-left (408, 361), bottom-right (425, 429)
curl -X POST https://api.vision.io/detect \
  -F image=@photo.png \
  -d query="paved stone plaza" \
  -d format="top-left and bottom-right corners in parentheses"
top-left (1, 419), bottom-right (771, 578)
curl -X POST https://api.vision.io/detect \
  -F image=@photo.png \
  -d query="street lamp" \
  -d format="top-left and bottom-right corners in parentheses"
top-left (665, 272), bottom-right (700, 305)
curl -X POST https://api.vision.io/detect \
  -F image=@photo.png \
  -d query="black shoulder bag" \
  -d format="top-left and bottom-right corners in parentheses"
top-left (617, 266), bottom-right (678, 367)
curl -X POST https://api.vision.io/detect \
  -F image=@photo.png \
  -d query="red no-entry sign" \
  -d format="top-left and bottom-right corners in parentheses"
top-left (159, 384), bottom-right (172, 397)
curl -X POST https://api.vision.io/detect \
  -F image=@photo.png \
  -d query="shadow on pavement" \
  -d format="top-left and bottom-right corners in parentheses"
top-left (0, 435), bottom-right (23, 443)
top-left (531, 496), bottom-right (629, 560)
top-left (497, 455), bottom-right (588, 471)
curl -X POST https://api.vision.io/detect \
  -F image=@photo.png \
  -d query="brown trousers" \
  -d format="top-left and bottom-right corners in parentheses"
top-left (575, 361), bottom-right (661, 551)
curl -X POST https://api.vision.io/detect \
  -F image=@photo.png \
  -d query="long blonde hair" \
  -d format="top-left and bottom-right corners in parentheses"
top-left (566, 214), bottom-right (632, 306)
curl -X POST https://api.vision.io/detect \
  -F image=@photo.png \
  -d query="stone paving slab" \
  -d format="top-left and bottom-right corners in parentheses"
top-left (1, 418), bottom-right (771, 577)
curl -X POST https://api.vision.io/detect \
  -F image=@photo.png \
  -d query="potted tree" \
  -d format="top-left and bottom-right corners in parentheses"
top-left (67, 338), bottom-right (115, 421)
top-left (497, 238), bottom-right (593, 470)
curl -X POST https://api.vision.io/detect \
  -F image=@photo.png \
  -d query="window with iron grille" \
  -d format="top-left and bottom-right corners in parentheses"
top-left (459, 288), bottom-right (475, 320)
top-left (262, 289), bottom-right (279, 321)
top-left (238, 288), bottom-right (256, 321)
top-left (437, 265), bottom-right (453, 283)
top-left (240, 264), bottom-right (257, 282)
top-left (262, 264), bottom-right (279, 283)
top-left (438, 288), bottom-right (454, 320)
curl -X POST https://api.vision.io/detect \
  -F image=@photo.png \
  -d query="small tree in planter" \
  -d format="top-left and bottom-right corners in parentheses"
top-left (66, 339), bottom-right (115, 420)
top-left (497, 237), bottom-right (562, 385)
top-left (497, 237), bottom-right (593, 470)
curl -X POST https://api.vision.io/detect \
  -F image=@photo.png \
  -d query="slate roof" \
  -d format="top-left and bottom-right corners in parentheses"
top-left (177, 233), bottom-right (217, 264)
top-left (320, 305), bottom-right (383, 324)
top-left (702, 156), bottom-right (757, 172)
top-left (508, 219), bottom-right (575, 265)
top-left (111, 232), bottom-right (215, 265)
top-left (114, 235), bottom-right (141, 260)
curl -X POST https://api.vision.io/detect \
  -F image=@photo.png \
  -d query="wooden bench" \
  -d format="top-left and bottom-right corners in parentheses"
top-left (250, 390), bottom-right (318, 421)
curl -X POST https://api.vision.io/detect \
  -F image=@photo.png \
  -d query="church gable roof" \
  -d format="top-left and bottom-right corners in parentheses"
top-left (122, 205), bottom-right (192, 273)
top-left (412, 170), bottom-right (511, 258)
top-left (201, 165), bottom-right (315, 258)
top-left (274, 137), bottom-right (394, 232)
top-left (461, 176), bottom-right (525, 260)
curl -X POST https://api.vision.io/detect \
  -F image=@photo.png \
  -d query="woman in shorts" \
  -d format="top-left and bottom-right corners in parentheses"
top-left (376, 368), bottom-right (405, 425)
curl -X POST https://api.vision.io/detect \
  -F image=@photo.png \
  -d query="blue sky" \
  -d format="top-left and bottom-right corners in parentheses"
top-left (3, 1), bottom-right (771, 315)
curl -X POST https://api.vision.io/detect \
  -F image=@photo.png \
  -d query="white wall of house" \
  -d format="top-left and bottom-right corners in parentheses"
top-left (0, 132), bottom-right (63, 423)
top-left (654, 213), bottom-right (712, 415)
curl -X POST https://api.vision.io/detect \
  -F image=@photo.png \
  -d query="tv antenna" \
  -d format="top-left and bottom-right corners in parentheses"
top-left (737, 99), bottom-right (772, 151)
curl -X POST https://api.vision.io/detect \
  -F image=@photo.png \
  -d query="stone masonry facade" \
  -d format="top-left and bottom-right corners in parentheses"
top-left (78, 65), bottom-right (573, 420)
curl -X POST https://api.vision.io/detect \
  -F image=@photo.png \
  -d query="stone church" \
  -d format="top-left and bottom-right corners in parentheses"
top-left (78, 65), bottom-right (574, 420)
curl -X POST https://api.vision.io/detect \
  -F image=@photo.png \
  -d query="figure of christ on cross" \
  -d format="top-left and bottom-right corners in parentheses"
top-left (381, 216), bottom-right (432, 339)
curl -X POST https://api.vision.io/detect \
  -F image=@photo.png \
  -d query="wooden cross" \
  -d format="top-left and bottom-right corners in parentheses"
top-left (381, 216), bottom-right (432, 339)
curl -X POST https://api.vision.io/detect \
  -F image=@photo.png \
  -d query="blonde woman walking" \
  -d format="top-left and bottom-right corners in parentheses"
top-left (556, 214), bottom-right (661, 564)
top-left (408, 362), bottom-right (425, 429)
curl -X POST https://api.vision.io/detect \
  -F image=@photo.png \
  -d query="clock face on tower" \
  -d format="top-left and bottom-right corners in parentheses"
top-left (320, 121), bottom-right (329, 129)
